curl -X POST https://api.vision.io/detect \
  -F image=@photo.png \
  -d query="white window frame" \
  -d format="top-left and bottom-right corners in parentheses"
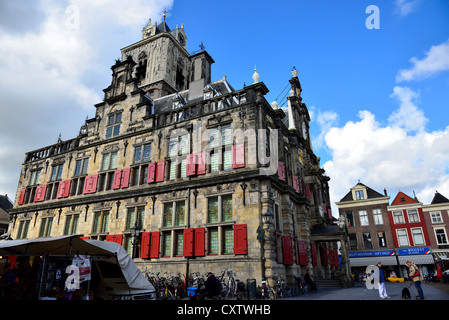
top-left (407, 209), bottom-right (420, 223)
top-left (431, 211), bottom-right (442, 224)
top-left (397, 229), bottom-right (409, 247)
top-left (411, 227), bottom-right (425, 246)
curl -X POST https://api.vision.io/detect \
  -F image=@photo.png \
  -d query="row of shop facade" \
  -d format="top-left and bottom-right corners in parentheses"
top-left (337, 182), bottom-right (449, 278)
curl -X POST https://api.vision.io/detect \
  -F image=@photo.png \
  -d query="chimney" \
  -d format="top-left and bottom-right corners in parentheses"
top-left (384, 188), bottom-right (388, 196)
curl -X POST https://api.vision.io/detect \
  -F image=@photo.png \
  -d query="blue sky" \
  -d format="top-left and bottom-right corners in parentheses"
top-left (0, 0), bottom-right (448, 215)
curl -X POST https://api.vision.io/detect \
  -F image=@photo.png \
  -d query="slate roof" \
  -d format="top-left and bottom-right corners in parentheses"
top-left (431, 192), bottom-right (449, 204)
top-left (339, 182), bottom-right (385, 202)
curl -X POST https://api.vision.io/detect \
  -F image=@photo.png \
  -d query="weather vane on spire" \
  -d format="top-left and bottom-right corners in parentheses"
top-left (163, 9), bottom-right (167, 21)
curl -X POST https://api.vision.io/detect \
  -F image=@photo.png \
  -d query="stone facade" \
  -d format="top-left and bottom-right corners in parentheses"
top-left (9, 17), bottom-right (348, 287)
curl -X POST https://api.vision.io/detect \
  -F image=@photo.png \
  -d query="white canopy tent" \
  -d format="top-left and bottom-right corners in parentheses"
top-left (0, 235), bottom-right (154, 294)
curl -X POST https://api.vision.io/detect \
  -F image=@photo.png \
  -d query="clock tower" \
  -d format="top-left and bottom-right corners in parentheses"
top-left (121, 13), bottom-right (190, 99)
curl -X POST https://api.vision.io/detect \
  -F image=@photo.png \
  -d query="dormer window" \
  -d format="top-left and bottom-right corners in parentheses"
top-left (172, 93), bottom-right (185, 109)
top-left (203, 85), bottom-right (213, 100)
top-left (106, 112), bottom-right (122, 138)
top-left (355, 190), bottom-right (364, 200)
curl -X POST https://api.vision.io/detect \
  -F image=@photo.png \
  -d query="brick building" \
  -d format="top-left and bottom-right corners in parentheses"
top-left (8, 15), bottom-right (350, 287)
top-left (336, 182), bottom-right (394, 269)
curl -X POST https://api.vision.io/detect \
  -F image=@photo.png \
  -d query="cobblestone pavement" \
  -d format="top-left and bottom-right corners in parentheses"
top-left (283, 281), bottom-right (449, 300)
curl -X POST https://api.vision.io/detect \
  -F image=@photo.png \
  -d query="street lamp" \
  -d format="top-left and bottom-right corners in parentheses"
top-left (130, 222), bottom-right (141, 259)
top-left (258, 210), bottom-right (274, 281)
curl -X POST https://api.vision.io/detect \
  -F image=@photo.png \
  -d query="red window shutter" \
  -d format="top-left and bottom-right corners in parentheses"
top-left (140, 232), bottom-right (151, 259)
top-left (121, 168), bottom-right (130, 188)
top-left (79, 236), bottom-right (90, 240)
top-left (282, 236), bottom-right (294, 265)
top-left (297, 241), bottom-right (308, 266)
top-left (234, 224), bottom-right (248, 255)
top-left (311, 243), bottom-right (317, 266)
top-left (149, 232), bottom-right (160, 258)
top-left (335, 251), bottom-right (340, 267)
top-left (34, 185), bottom-right (47, 202)
top-left (232, 144), bottom-right (245, 169)
top-left (277, 161), bottom-right (285, 181)
top-left (183, 228), bottom-right (194, 257)
top-left (106, 234), bottom-right (123, 246)
top-left (194, 228), bottom-right (205, 257)
top-left (57, 180), bottom-right (71, 198)
top-left (186, 154), bottom-right (197, 176)
top-left (321, 246), bottom-right (328, 267)
top-left (112, 170), bottom-right (122, 189)
top-left (18, 189), bottom-right (26, 205)
top-left (83, 174), bottom-right (98, 194)
top-left (197, 152), bottom-right (206, 175)
top-left (147, 162), bottom-right (156, 183)
top-left (292, 176), bottom-right (300, 193)
top-left (155, 161), bottom-right (165, 182)
top-left (305, 185), bottom-right (311, 200)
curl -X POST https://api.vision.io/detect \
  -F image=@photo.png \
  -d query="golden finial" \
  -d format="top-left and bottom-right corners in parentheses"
top-left (163, 9), bottom-right (167, 21)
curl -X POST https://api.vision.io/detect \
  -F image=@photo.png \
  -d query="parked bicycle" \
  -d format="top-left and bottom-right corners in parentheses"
top-left (219, 269), bottom-right (244, 300)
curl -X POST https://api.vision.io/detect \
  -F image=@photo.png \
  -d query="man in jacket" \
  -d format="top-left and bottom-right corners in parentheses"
top-left (406, 260), bottom-right (425, 299)
top-left (376, 262), bottom-right (390, 299)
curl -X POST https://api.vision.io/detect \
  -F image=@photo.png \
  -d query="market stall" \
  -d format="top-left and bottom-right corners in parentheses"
top-left (0, 235), bottom-right (155, 300)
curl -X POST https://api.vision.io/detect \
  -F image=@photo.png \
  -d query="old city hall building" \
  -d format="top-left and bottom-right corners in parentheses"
top-left (8, 15), bottom-right (350, 287)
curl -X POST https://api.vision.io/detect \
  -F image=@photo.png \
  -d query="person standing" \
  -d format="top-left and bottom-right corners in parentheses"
top-left (406, 260), bottom-right (425, 300)
top-left (376, 262), bottom-right (390, 299)
top-left (304, 269), bottom-right (317, 291)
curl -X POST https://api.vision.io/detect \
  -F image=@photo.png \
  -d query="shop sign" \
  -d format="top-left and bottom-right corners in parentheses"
top-left (397, 247), bottom-right (431, 255)
top-left (349, 250), bottom-right (395, 258)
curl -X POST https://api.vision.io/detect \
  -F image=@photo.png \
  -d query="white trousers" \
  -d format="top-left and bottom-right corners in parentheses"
top-left (378, 282), bottom-right (388, 298)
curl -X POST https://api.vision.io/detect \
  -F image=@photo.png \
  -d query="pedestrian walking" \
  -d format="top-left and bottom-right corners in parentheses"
top-left (405, 260), bottom-right (425, 300)
top-left (376, 262), bottom-right (390, 299)
top-left (304, 269), bottom-right (317, 291)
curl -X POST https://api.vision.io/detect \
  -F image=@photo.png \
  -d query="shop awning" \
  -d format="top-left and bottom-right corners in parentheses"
top-left (350, 254), bottom-right (434, 267)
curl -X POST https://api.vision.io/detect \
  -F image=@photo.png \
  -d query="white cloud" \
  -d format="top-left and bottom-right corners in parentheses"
top-left (389, 86), bottom-right (427, 132)
top-left (396, 38), bottom-right (449, 82)
top-left (393, 0), bottom-right (421, 17)
top-left (0, 0), bottom-right (173, 200)
top-left (320, 88), bottom-right (449, 212)
top-left (310, 107), bottom-right (339, 151)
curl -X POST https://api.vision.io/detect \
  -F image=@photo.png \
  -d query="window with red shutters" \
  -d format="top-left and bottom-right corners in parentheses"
top-left (18, 188), bottom-right (26, 205)
top-left (234, 224), bottom-right (248, 255)
top-left (147, 162), bottom-right (156, 183)
top-left (194, 228), bottom-right (205, 256)
top-left (282, 236), bottom-right (294, 265)
top-left (183, 228), bottom-right (194, 257)
top-left (34, 185), bottom-right (47, 202)
top-left (277, 161), bottom-right (286, 181)
top-left (197, 152), bottom-right (206, 175)
top-left (57, 180), bottom-right (71, 198)
top-left (232, 144), bottom-right (245, 169)
top-left (149, 232), bottom-right (160, 258)
top-left (186, 154), bottom-right (197, 176)
top-left (155, 161), bottom-right (165, 182)
top-left (112, 168), bottom-right (131, 189)
top-left (83, 174), bottom-right (98, 194)
top-left (140, 232), bottom-right (151, 259)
